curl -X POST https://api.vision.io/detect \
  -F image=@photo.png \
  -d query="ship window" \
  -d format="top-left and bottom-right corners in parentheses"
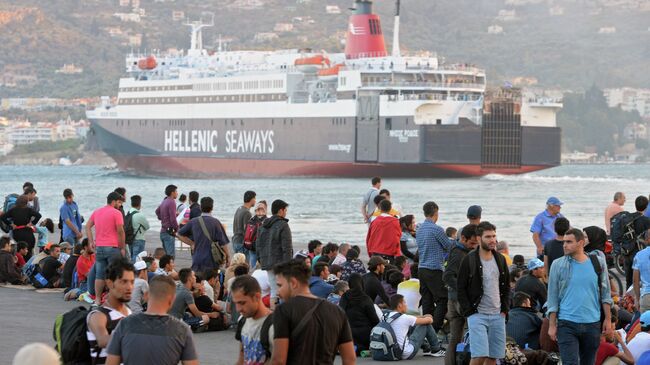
top-left (385, 118), bottom-right (392, 130)
top-left (436, 119), bottom-right (442, 125)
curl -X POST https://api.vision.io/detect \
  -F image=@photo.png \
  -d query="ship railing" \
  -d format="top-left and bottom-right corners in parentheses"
top-left (390, 93), bottom-right (482, 102)
top-left (438, 64), bottom-right (484, 73)
top-left (364, 81), bottom-right (485, 90)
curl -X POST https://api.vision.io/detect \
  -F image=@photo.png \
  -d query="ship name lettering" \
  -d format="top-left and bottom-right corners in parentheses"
top-left (164, 130), bottom-right (218, 153)
top-left (225, 130), bottom-right (275, 154)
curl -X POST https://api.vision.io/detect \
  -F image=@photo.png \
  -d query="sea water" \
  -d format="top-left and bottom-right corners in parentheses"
top-left (0, 164), bottom-right (646, 257)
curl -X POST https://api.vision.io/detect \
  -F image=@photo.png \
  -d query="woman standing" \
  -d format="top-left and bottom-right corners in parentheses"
top-left (2, 195), bottom-right (41, 260)
top-left (399, 215), bottom-right (418, 277)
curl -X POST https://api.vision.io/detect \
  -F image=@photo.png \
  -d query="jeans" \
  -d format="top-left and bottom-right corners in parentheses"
top-left (95, 246), bottom-right (121, 280)
top-left (624, 251), bottom-right (637, 289)
top-left (87, 265), bottom-right (96, 295)
top-left (419, 268), bottom-right (448, 331)
top-left (467, 312), bottom-right (506, 359)
top-left (131, 239), bottom-right (146, 262)
top-left (445, 300), bottom-right (465, 365)
top-left (62, 236), bottom-right (79, 245)
top-left (160, 232), bottom-right (175, 257)
top-left (556, 320), bottom-right (601, 365)
top-left (249, 250), bottom-right (258, 268)
top-left (407, 324), bottom-right (441, 360)
top-left (268, 270), bottom-right (278, 301)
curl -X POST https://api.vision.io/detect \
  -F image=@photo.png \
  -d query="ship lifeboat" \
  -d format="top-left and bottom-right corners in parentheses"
top-left (317, 64), bottom-right (344, 81)
top-left (137, 55), bottom-right (157, 70)
top-left (294, 55), bottom-right (330, 73)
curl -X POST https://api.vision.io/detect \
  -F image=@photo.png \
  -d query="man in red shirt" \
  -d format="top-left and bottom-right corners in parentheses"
top-left (76, 239), bottom-right (96, 291)
top-left (86, 192), bottom-right (125, 306)
top-left (595, 314), bottom-right (634, 365)
top-left (366, 199), bottom-right (402, 262)
top-left (15, 241), bottom-right (28, 269)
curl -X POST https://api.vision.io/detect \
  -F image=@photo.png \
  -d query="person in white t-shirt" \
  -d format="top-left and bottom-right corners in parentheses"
top-left (386, 294), bottom-right (445, 360)
top-left (251, 269), bottom-right (271, 298)
top-left (628, 311), bottom-right (650, 362)
top-left (397, 265), bottom-right (422, 315)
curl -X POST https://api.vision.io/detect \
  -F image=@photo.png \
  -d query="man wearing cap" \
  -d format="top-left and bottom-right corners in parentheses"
top-left (531, 197), bottom-right (564, 257)
top-left (127, 260), bottom-right (149, 314)
top-left (363, 255), bottom-right (390, 306)
top-left (86, 191), bottom-right (126, 306)
top-left (514, 258), bottom-right (547, 311)
top-left (547, 228), bottom-right (612, 365)
top-left (627, 311), bottom-right (650, 362)
top-left (467, 205), bottom-right (482, 225)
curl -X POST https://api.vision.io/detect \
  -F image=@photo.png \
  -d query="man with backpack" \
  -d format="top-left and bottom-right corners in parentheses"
top-left (86, 257), bottom-right (134, 364)
top-left (611, 195), bottom-right (650, 288)
top-left (370, 294), bottom-right (445, 360)
top-left (257, 199), bottom-right (292, 310)
top-left (106, 275), bottom-right (198, 365)
top-left (243, 201), bottom-right (267, 268)
top-left (126, 195), bottom-right (149, 262)
top-left (232, 190), bottom-right (256, 260)
top-left (233, 275), bottom-right (274, 365)
top-left (547, 228), bottom-right (613, 365)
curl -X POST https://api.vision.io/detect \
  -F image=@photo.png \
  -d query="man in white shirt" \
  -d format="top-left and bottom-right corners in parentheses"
top-left (628, 311), bottom-right (650, 362)
top-left (386, 294), bottom-right (445, 359)
top-left (361, 177), bottom-right (381, 223)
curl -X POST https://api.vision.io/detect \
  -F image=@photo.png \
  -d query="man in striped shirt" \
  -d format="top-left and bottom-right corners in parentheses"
top-left (87, 257), bottom-right (134, 365)
top-left (416, 201), bottom-right (453, 332)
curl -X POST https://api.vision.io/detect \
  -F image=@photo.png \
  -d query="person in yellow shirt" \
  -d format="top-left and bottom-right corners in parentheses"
top-left (370, 190), bottom-right (401, 221)
top-left (496, 240), bottom-right (513, 267)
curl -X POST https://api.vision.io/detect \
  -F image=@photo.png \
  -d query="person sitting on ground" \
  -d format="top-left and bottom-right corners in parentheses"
top-left (514, 258), bottom-right (547, 310)
top-left (627, 310), bottom-right (650, 362)
top-left (201, 268), bottom-right (221, 304)
top-left (225, 253), bottom-right (248, 289)
top-left (332, 243), bottom-right (350, 266)
top-left (76, 239), bottom-right (95, 292)
top-left (363, 256), bottom-right (390, 307)
top-left (0, 236), bottom-right (25, 284)
top-left (106, 275), bottom-right (199, 365)
top-left (319, 243), bottom-right (339, 265)
top-left (87, 258), bottom-right (134, 365)
top-left (496, 240), bottom-right (513, 267)
top-left (366, 200), bottom-right (402, 260)
top-left (510, 254), bottom-right (526, 271)
top-left (156, 254), bottom-right (179, 280)
top-left (251, 267), bottom-right (272, 308)
top-left (339, 273), bottom-right (379, 354)
top-left (14, 241), bottom-right (28, 270)
top-left (36, 218), bottom-right (55, 253)
top-left (341, 246), bottom-right (366, 281)
top-left (393, 256), bottom-right (408, 278)
top-left (193, 279), bottom-right (228, 332)
top-left (153, 247), bottom-right (166, 261)
top-left (385, 294), bottom-right (446, 359)
top-left (143, 257), bottom-right (157, 282)
top-left (128, 260), bottom-right (150, 314)
top-left (233, 275), bottom-right (274, 365)
top-left (377, 270), bottom-right (404, 305)
top-left (169, 268), bottom-right (223, 332)
top-left (57, 242), bottom-right (72, 266)
top-left (595, 309), bottom-right (634, 365)
top-left (328, 264), bottom-right (342, 284)
top-left (38, 243), bottom-right (63, 288)
top-left (506, 292), bottom-right (543, 350)
top-left (62, 243), bottom-right (81, 290)
top-left (227, 265), bottom-right (251, 323)
top-left (309, 262), bottom-right (335, 299)
top-left (327, 280), bottom-right (349, 305)
top-left (307, 240), bottom-right (322, 261)
top-left (397, 264), bottom-right (421, 315)
top-left (445, 227), bottom-right (457, 239)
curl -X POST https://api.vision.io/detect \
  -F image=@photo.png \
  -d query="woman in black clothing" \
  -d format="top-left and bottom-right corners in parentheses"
top-left (338, 273), bottom-right (380, 353)
top-left (2, 195), bottom-right (41, 260)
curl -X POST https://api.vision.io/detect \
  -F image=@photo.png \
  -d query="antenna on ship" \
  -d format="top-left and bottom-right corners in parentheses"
top-left (392, 0), bottom-right (401, 58)
top-left (185, 12), bottom-right (214, 56)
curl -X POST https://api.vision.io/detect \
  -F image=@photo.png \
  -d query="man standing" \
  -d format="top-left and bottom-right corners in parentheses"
top-left (106, 275), bottom-right (198, 365)
top-left (128, 195), bottom-right (150, 262)
top-left (514, 258), bottom-right (547, 310)
top-left (543, 217), bottom-right (571, 271)
top-left (271, 259), bottom-right (356, 365)
top-left (232, 190), bottom-right (256, 259)
top-left (156, 185), bottom-right (179, 257)
top-left (622, 196), bottom-right (650, 289)
top-left (232, 275), bottom-right (274, 365)
top-left (366, 200), bottom-right (402, 261)
top-left (633, 231), bottom-right (650, 313)
top-left (467, 205), bottom-right (482, 225)
top-left (177, 197), bottom-right (230, 272)
top-left (605, 192), bottom-right (626, 235)
top-left (60, 188), bottom-right (83, 245)
top-left (86, 192), bottom-right (126, 306)
top-left (531, 197), bottom-right (564, 257)
top-left (547, 228), bottom-right (613, 365)
top-left (443, 224), bottom-right (478, 365)
top-left (256, 199), bottom-right (292, 309)
top-left (361, 176), bottom-right (381, 224)
top-left (416, 201), bottom-right (453, 332)
top-left (457, 221), bottom-right (510, 365)
top-left (188, 191), bottom-right (201, 220)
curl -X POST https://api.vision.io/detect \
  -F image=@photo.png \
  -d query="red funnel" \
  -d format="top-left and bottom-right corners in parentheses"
top-left (344, 0), bottom-right (387, 59)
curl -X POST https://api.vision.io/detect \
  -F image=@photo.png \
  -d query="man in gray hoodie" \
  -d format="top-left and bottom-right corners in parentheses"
top-left (256, 199), bottom-right (292, 309)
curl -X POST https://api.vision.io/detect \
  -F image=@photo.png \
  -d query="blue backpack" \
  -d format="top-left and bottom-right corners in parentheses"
top-left (369, 312), bottom-right (406, 361)
top-left (0, 193), bottom-right (19, 232)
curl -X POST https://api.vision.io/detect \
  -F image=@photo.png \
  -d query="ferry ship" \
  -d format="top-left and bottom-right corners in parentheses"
top-left (87, 0), bottom-right (562, 178)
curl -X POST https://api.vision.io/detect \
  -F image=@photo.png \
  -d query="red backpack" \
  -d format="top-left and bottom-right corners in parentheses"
top-left (243, 218), bottom-right (263, 250)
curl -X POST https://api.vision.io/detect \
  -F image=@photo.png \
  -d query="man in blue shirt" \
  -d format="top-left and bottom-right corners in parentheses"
top-left (309, 262), bottom-right (334, 298)
top-left (416, 201), bottom-right (453, 332)
top-left (59, 188), bottom-right (83, 244)
top-left (633, 235), bottom-right (650, 313)
top-left (547, 228), bottom-right (613, 365)
top-left (531, 197), bottom-right (564, 257)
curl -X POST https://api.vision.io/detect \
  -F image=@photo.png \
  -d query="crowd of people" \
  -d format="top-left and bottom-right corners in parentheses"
top-left (4, 177), bottom-right (650, 365)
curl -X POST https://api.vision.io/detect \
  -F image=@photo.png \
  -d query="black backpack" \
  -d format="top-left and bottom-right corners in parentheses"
top-left (124, 211), bottom-right (136, 246)
top-left (53, 306), bottom-right (111, 365)
top-left (610, 211), bottom-right (642, 255)
top-left (235, 313), bottom-right (274, 359)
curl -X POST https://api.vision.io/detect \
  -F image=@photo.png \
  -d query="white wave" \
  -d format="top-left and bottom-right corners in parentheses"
top-left (481, 173), bottom-right (646, 184)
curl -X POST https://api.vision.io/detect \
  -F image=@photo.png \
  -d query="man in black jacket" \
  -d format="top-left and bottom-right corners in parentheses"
top-left (256, 199), bottom-right (292, 309)
top-left (442, 224), bottom-right (478, 365)
top-left (362, 255), bottom-right (390, 306)
top-left (506, 291), bottom-right (542, 350)
top-left (457, 221), bottom-right (510, 365)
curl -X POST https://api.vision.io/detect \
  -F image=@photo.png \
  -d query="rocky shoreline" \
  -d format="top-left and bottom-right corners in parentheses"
top-left (0, 150), bottom-right (115, 167)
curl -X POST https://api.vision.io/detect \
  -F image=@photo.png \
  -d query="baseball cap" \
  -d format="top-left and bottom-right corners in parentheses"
top-left (546, 197), bottom-right (563, 206)
top-left (467, 205), bottom-right (482, 219)
top-left (368, 255), bottom-right (388, 268)
top-left (134, 261), bottom-right (147, 271)
top-left (641, 311), bottom-right (650, 329)
top-left (527, 258), bottom-right (545, 271)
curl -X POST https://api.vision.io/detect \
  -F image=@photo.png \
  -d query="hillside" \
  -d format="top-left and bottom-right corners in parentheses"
top-left (0, 0), bottom-right (648, 98)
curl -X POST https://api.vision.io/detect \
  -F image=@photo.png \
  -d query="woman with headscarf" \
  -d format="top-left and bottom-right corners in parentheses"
top-left (339, 273), bottom-right (380, 353)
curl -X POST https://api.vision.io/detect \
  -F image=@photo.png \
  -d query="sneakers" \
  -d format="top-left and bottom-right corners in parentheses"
top-left (422, 349), bottom-right (446, 357)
